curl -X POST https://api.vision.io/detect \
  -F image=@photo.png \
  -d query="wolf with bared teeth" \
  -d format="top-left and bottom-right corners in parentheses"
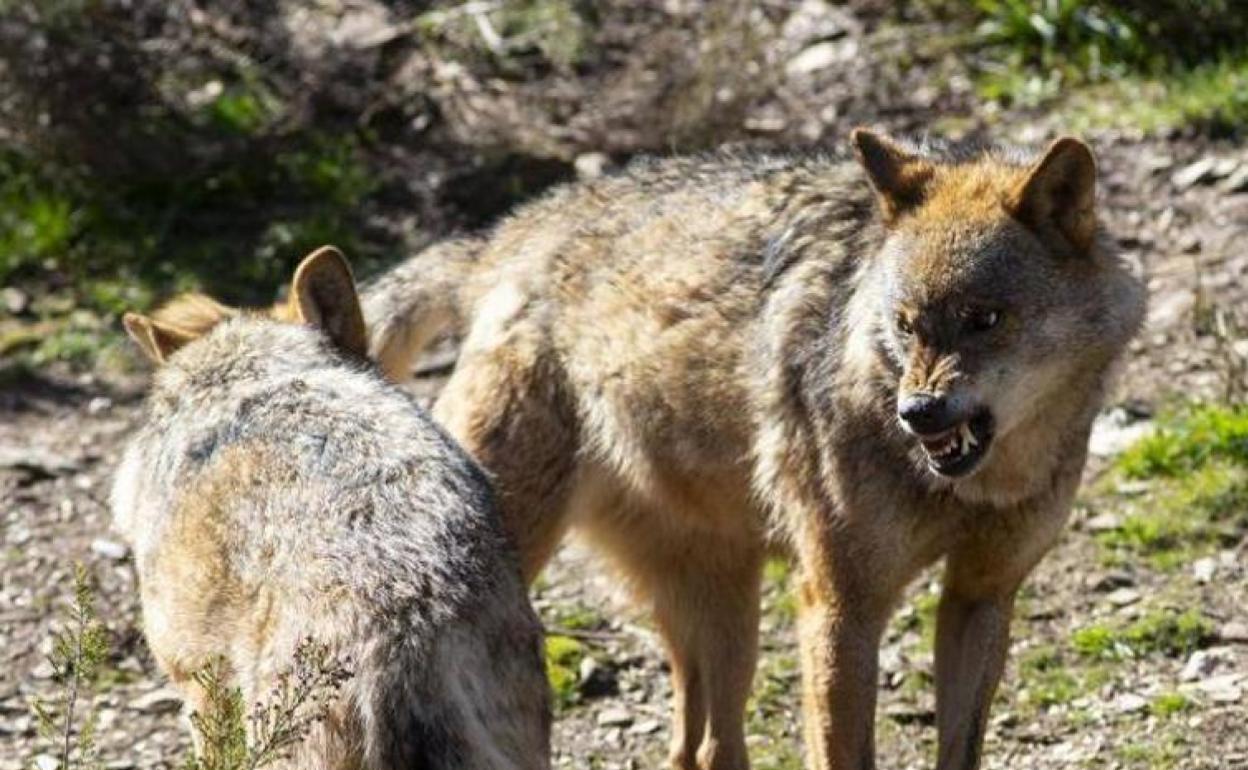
top-left (364, 129), bottom-right (1145, 770)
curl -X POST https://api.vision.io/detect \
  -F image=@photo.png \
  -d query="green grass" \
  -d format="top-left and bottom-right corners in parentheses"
top-left (1065, 57), bottom-right (1248, 135)
top-left (0, 128), bottom-right (382, 370)
top-left (919, 0), bottom-right (1248, 134)
top-left (1096, 404), bottom-right (1248, 569)
top-left (747, 652), bottom-right (802, 770)
top-left (1117, 405), bottom-right (1248, 479)
top-left (1150, 692), bottom-right (1191, 718)
top-left (1016, 645), bottom-right (1082, 710)
top-left (1072, 608), bottom-right (1214, 661)
top-left (892, 588), bottom-right (941, 652)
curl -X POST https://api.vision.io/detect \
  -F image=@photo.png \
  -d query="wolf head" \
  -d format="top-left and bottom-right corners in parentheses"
top-left (851, 130), bottom-right (1144, 487)
top-left (122, 246), bottom-right (368, 366)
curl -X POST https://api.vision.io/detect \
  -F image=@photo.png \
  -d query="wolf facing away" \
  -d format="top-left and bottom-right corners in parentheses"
top-left (111, 247), bottom-right (551, 770)
top-left (364, 131), bottom-right (1145, 770)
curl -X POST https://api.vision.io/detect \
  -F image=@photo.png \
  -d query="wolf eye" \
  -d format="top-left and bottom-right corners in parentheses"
top-left (895, 314), bottom-right (914, 336)
top-left (966, 309), bottom-right (1000, 333)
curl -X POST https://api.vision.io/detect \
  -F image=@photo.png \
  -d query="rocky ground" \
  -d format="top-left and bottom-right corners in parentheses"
top-left (3, 1), bottom-right (1248, 769)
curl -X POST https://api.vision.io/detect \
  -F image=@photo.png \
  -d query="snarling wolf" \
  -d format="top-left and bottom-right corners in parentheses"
top-left (365, 131), bottom-right (1145, 770)
top-left (112, 247), bottom-right (551, 770)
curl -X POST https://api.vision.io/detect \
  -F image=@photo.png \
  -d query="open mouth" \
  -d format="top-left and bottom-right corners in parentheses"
top-left (915, 410), bottom-right (995, 478)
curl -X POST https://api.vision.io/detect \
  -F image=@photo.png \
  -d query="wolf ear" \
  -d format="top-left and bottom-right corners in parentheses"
top-left (123, 313), bottom-right (197, 364)
top-left (288, 245), bottom-right (368, 358)
top-left (1006, 137), bottom-right (1097, 257)
top-left (851, 128), bottom-right (934, 224)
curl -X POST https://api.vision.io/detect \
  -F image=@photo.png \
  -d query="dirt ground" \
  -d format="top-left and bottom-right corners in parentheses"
top-left (3, 2), bottom-right (1248, 769)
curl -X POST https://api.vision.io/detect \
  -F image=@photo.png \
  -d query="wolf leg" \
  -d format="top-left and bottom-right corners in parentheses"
top-left (792, 530), bottom-right (896, 770)
top-left (433, 324), bottom-right (578, 582)
top-left (934, 522), bottom-right (1059, 770)
top-left (582, 511), bottom-right (763, 770)
top-left (932, 582), bottom-right (1013, 770)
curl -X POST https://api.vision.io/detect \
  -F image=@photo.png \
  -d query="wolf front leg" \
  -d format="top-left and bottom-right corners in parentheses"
top-left (793, 533), bottom-right (896, 770)
top-left (935, 514), bottom-right (1065, 770)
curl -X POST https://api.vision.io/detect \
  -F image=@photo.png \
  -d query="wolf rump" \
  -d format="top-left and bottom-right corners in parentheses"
top-left (111, 248), bottom-right (551, 770)
top-left (365, 131), bottom-right (1145, 769)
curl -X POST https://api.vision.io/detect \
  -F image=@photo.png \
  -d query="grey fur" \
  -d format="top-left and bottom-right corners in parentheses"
top-left (112, 317), bottom-right (551, 770)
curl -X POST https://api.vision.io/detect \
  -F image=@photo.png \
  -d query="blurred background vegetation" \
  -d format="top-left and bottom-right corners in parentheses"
top-left (0, 0), bottom-right (1244, 370)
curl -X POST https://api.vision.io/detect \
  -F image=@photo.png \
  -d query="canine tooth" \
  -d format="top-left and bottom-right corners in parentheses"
top-left (960, 422), bottom-right (978, 448)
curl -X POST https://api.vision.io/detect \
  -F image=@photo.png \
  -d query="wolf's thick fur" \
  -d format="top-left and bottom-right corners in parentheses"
top-left (112, 248), bottom-right (551, 770)
top-left (365, 133), bottom-right (1145, 770)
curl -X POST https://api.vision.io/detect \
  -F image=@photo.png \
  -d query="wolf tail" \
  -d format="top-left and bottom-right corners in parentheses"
top-left (357, 628), bottom-right (550, 770)
top-left (361, 236), bottom-right (484, 381)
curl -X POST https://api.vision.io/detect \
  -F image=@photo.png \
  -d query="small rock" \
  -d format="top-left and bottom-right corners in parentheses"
top-left (1218, 621), bottom-right (1248, 643)
top-left (574, 152), bottom-right (610, 180)
top-left (31, 660), bottom-right (55, 680)
top-left (0, 715), bottom-right (31, 736)
top-left (1181, 650), bottom-right (1222, 682)
top-left (1089, 409), bottom-right (1155, 457)
top-left (1193, 674), bottom-right (1244, 703)
top-left (1221, 164), bottom-right (1248, 193)
top-left (1172, 157), bottom-right (1217, 190)
top-left (128, 687), bottom-right (183, 715)
top-left (32, 755), bottom-right (59, 770)
top-left (597, 707), bottom-right (633, 727)
top-left (579, 656), bottom-right (619, 698)
top-left (630, 718), bottom-right (663, 735)
top-left (0, 446), bottom-right (81, 480)
top-left (1113, 692), bottom-right (1149, 713)
top-left (1114, 479), bottom-right (1152, 497)
top-left (1, 287), bottom-right (28, 315)
top-left (1106, 587), bottom-right (1141, 607)
top-left (1192, 557), bottom-right (1217, 584)
top-left (86, 396), bottom-right (113, 416)
top-left (1091, 570), bottom-right (1135, 591)
top-left (90, 538), bottom-right (130, 561)
top-left (883, 703), bottom-right (935, 725)
top-left (1213, 157), bottom-right (1240, 178)
top-left (786, 41), bottom-right (841, 76)
top-left (1145, 289), bottom-right (1194, 332)
top-left (1084, 513), bottom-right (1122, 533)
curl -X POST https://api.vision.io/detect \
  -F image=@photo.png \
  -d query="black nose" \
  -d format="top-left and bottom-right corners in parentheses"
top-left (898, 393), bottom-right (952, 434)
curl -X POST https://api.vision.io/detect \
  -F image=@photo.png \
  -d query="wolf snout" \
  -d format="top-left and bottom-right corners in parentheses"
top-left (897, 393), bottom-right (958, 435)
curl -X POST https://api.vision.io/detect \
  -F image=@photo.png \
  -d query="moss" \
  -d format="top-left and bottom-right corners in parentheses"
top-left (544, 634), bottom-right (585, 710)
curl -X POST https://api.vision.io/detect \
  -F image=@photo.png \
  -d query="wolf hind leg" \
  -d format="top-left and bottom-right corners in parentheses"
top-left (432, 321), bottom-right (579, 582)
top-left (582, 510), bottom-right (764, 770)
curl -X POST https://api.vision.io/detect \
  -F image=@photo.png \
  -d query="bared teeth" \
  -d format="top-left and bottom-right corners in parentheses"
top-left (959, 422), bottom-right (978, 448)
top-left (923, 422), bottom-right (979, 462)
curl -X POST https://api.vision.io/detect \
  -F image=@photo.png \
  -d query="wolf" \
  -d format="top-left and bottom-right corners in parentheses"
top-left (364, 131), bottom-right (1145, 770)
top-left (111, 247), bottom-right (551, 770)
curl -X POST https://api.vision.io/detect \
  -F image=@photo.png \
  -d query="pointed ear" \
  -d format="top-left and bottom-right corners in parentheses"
top-left (288, 246), bottom-right (368, 358)
top-left (1006, 137), bottom-right (1097, 256)
top-left (851, 128), bottom-right (935, 224)
top-left (122, 313), bottom-right (197, 364)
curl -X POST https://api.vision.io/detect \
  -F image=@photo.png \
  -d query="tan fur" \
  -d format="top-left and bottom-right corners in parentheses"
top-left (117, 247), bottom-right (552, 770)
top-left (366, 134), bottom-right (1144, 769)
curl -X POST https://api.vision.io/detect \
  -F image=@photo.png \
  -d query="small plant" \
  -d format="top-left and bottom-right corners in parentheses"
top-left (183, 639), bottom-right (352, 770)
top-left (31, 566), bottom-right (350, 770)
top-left (31, 564), bottom-right (109, 770)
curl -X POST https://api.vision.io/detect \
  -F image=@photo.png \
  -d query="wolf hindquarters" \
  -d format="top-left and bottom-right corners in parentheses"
top-left (114, 246), bottom-right (550, 770)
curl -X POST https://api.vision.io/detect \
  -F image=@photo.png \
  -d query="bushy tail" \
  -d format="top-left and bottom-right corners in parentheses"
top-left (356, 627), bottom-right (550, 770)
top-left (361, 237), bottom-right (483, 381)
